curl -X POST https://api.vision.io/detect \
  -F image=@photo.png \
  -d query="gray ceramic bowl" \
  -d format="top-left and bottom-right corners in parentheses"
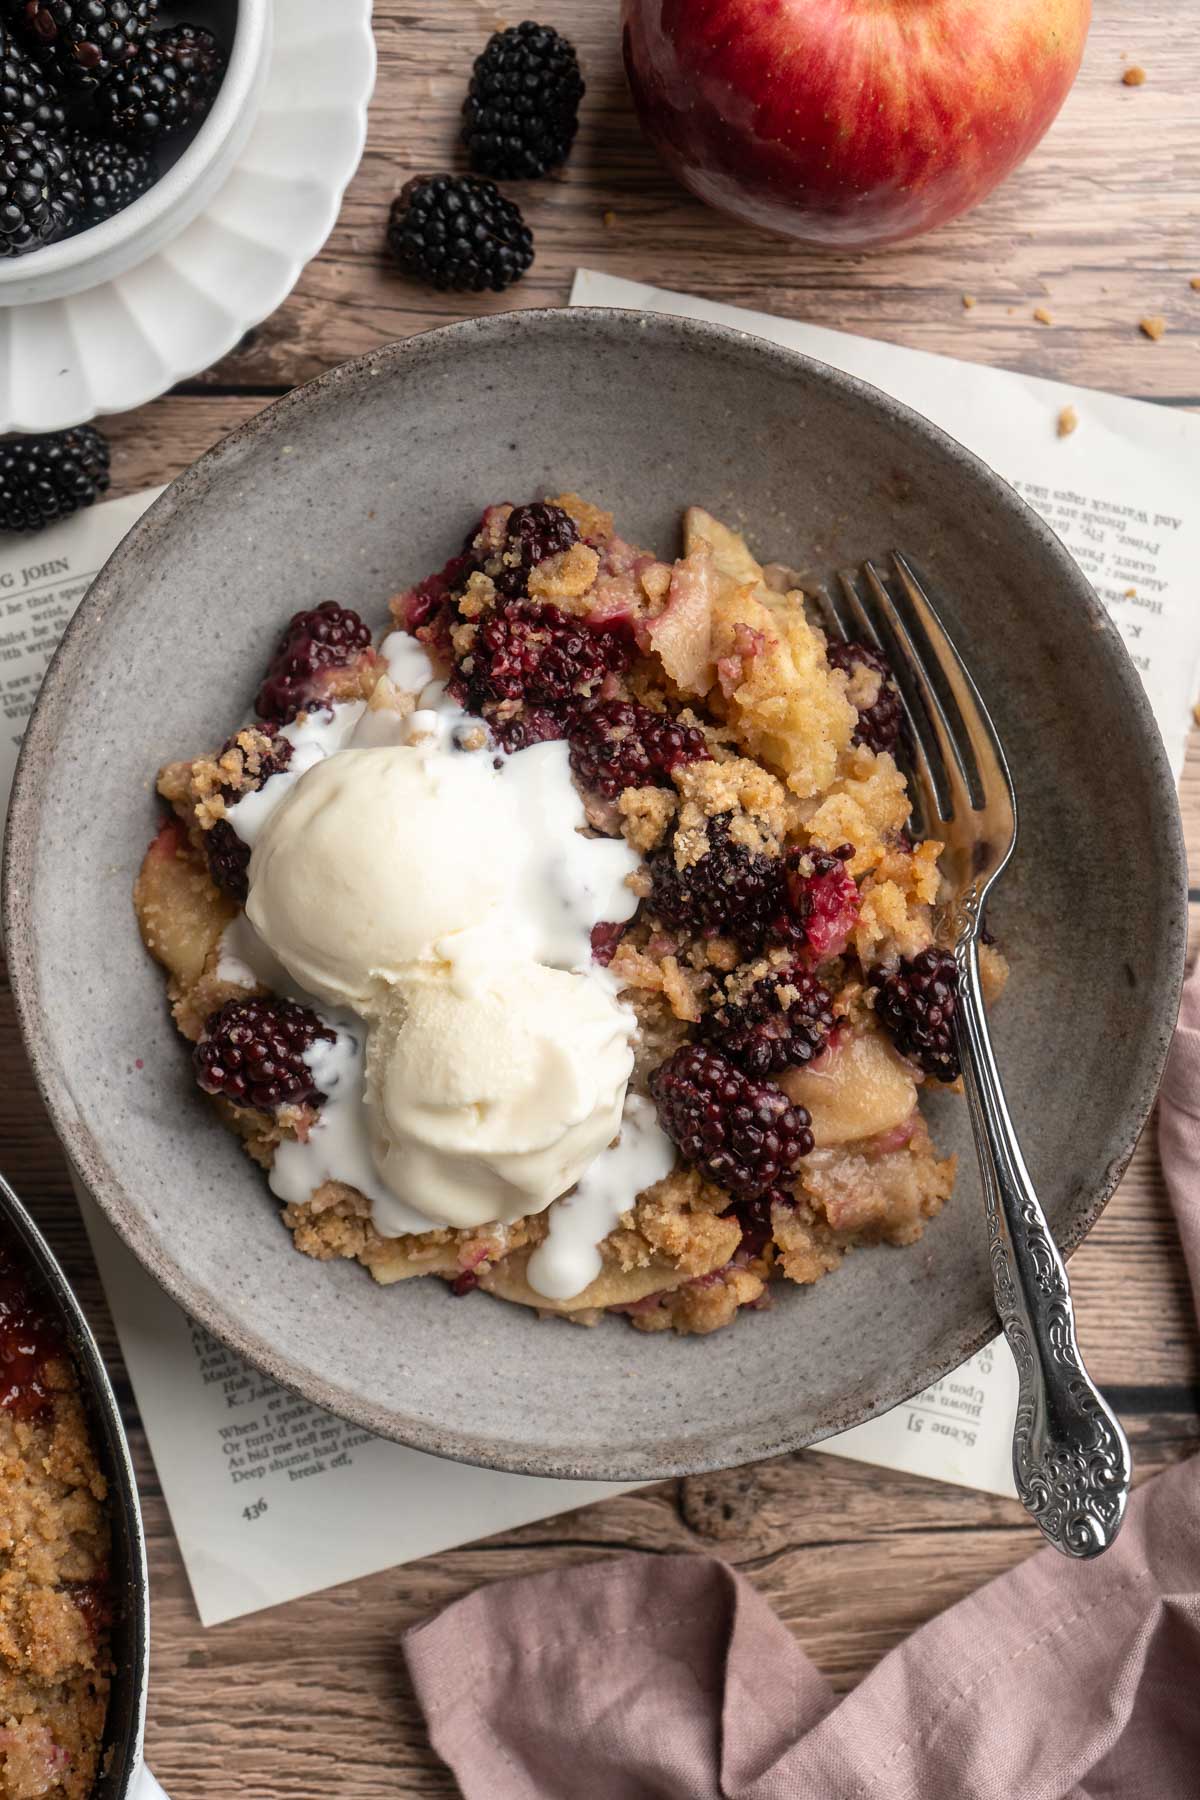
top-left (4, 309), bottom-right (1187, 1480)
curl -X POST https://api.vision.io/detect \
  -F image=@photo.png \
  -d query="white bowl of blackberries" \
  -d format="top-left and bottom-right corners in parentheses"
top-left (0, 0), bottom-right (271, 303)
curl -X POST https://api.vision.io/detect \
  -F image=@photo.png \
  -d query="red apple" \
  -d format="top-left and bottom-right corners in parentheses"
top-left (622, 0), bottom-right (1091, 250)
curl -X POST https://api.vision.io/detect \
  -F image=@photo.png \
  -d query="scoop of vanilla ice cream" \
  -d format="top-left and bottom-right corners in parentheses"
top-left (246, 744), bottom-right (519, 1008)
top-left (365, 958), bottom-right (635, 1231)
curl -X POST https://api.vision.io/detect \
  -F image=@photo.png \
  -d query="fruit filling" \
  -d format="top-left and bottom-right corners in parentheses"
top-left (135, 496), bottom-right (1007, 1336)
top-left (0, 1234), bottom-right (112, 1800)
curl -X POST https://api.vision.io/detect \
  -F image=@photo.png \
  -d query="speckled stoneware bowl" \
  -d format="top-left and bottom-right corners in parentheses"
top-left (4, 309), bottom-right (1187, 1480)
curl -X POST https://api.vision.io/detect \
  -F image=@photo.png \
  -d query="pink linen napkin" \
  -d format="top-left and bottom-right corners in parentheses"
top-left (404, 969), bottom-right (1200, 1799)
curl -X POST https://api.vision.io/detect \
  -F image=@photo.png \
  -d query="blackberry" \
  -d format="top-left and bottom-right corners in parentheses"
top-left (489, 704), bottom-right (564, 753)
top-left (462, 20), bottom-right (584, 180)
top-left (0, 122), bottom-right (80, 254)
top-left (826, 640), bottom-right (903, 754)
top-left (590, 920), bottom-right (625, 967)
top-left (649, 1044), bottom-right (813, 1200)
top-left (95, 22), bottom-right (225, 141)
top-left (1, 28), bottom-right (66, 130)
top-left (72, 132), bottom-right (152, 220)
top-left (194, 997), bottom-right (335, 1114)
top-left (493, 500), bottom-right (578, 597)
top-left (723, 1188), bottom-right (791, 1260)
top-left (453, 600), bottom-right (629, 715)
top-left (13, 0), bottom-right (153, 91)
top-left (649, 812), bottom-right (783, 943)
top-left (704, 967), bottom-right (833, 1078)
top-left (386, 173), bottom-right (533, 294)
top-left (204, 732), bottom-right (293, 902)
top-left (876, 947), bottom-right (960, 1082)
top-left (774, 845), bottom-right (860, 960)
top-left (255, 601), bottom-right (373, 724)
top-left (0, 425), bottom-right (108, 531)
top-left (568, 698), bottom-right (709, 800)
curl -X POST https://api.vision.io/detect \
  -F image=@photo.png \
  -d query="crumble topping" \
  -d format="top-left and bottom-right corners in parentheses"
top-left (134, 496), bottom-right (997, 1336)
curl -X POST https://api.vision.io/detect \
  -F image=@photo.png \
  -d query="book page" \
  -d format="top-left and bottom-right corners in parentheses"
top-left (0, 490), bottom-right (165, 840)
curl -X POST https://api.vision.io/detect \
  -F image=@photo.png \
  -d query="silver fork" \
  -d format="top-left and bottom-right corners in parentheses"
top-left (812, 554), bottom-right (1131, 1559)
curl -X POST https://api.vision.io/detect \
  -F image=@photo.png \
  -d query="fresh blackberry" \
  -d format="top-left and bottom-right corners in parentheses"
top-left (876, 947), bottom-right (960, 1082)
top-left (568, 698), bottom-right (709, 799)
top-left (462, 20), bottom-right (584, 180)
top-left (0, 425), bottom-right (108, 531)
top-left (452, 600), bottom-right (629, 715)
top-left (704, 967), bottom-right (833, 1078)
top-left (386, 173), bottom-right (533, 294)
top-left (826, 640), bottom-right (903, 754)
top-left (255, 601), bottom-right (373, 724)
top-left (649, 812), bottom-right (783, 943)
top-left (0, 122), bottom-right (80, 254)
top-left (773, 845), bottom-right (860, 960)
top-left (13, 0), bottom-right (153, 91)
top-left (204, 732), bottom-right (293, 902)
top-left (649, 1044), bottom-right (813, 1200)
top-left (95, 22), bottom-right (225, 141)
top-left (72, 132), bottom-right (151, 220)
top-left (492, 500), bottom-right (578, 597)
top-left (194, 997), bottom-right (336, 1114)
top-left (1, 27), bottom-right (66, 129)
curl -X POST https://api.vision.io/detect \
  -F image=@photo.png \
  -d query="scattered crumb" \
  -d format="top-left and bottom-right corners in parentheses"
top-left (1139, 315), bottom-right (1167, 341)
top-left (1192, 702), bottom-right (1200, 727)
top-left (1033, 306), bottom-right (1053, 326)
top-left (1122, 65), bottom-right (1146, 86)
top-left (602, 209), bottom-right (617, 228)
top-left (961, 293), bottom-right (976, 310)
top-left (1056, 405), bottom-right (1078, 438)
top-left (1190, 277), bottom-right (1200, 292)
top-left (1007, 306), bottom-right (1016, 315)
top-left (1125, 587), bottom-right (1137, 599)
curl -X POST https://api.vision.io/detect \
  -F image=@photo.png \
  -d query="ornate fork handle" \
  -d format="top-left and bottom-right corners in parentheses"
top-left (952, 914), bottom-right (1131, 1557)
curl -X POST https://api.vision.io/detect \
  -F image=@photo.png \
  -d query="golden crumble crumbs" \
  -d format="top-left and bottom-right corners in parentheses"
top-left (1057, 405), bottom-right (1078, 438)
top-left (1139, 316), bottom-right (1167, 340)
top-left (1122, 64), bottom-right (1146, 85)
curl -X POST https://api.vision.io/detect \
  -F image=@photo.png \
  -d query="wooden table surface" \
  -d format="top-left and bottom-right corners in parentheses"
top-left (4, 4), bottom-right (1200, 1794)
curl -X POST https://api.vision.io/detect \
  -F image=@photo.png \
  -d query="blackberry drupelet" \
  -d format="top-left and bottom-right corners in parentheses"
top-left (255, 601), bottom-right (373, 724)
top-left (493, 500), bottom-right (578, 596)
top-left (452, 599), bottom-right (630, 716)
top-left (826, 640), bottom-right (903, 754)
top-left (13, 0), bottom-right (153, 91)
top-left (95, 22), bottom-right (225, 140)
top-left (649, 1044), bottom-right (813, 1200)
top-left (568, 698), bottom-right (709, 800)
top-left (649, 811), bottom-right (783, 944)
top-left (204, 733), bottom-right (293, 903)
top-left (704, 967), bottom-right (834, 1078)
top-left (194, 997), bottom-right (336, 1114)
top-left (0, 425), bottom-right (109, 531)
top-left (1, 27), bottom-right (66, 130)
top-left (72, 133), bottom-right (152, 219)
top-left (386, 174), bottom-right (533, 294)
top-left (0, 122), bottom-right (80, 254)
top-left (876, 947), bottom-right (961, 1081)
top-left (462, 20), bottom-right (584, 180)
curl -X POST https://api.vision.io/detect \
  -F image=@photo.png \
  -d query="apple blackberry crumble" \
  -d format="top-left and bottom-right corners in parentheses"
top-left (0, 1233), bottom-right (111, 1800)
top-left (135, 497), bottom-right (1007, 1336)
